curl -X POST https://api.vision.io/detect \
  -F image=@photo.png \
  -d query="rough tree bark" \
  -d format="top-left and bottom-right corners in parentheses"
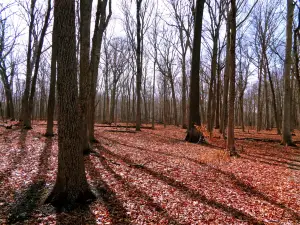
top-left (79, 0), bottom-right (93, 153)
top-left (45, 0), bottom-right (95, 208)
top-left (187, 0), bottom-right (205, 140)
top-left (227, 0), bottom-right (238, 156)
top-left (282, 0), bottom-right (294, 146)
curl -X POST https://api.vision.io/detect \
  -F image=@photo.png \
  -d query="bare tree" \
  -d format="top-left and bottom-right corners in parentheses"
top-left (187, 0), bottom-right (205, 136)
top-left (45, 0), bottom-right (95, 208)
top-left (282, 0), bottom-right (294, 146)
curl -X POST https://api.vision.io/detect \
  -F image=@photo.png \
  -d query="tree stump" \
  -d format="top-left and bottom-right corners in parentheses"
top-left (185, 126), bottom-right (205, 143)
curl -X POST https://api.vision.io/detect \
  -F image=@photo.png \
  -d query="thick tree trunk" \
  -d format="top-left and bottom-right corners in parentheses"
top-left (45, 0), bottom-right (95, 208)
top-left (282, 0), bottom-right (294, 146)
top-left (79, 0), bottom-right (93, 153)
top-left (188, 0), bottom-right (205, 131)
top-left (227, 0), bottom-right (238, 156)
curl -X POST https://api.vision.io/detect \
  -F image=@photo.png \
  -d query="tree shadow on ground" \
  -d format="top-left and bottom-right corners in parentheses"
top-left (96, 138), bottom-right (300, 223)
top-left (85, 159), bottom-right (132, 225)
top-left (55, 205), bottom-right (97, 225)
top-left (0, 130), bottom-right (29, 183)
top-left (89, 152), bottom-right (184, 225)
top-left (253, 152), bottom-right (300, 163)
top-left (97, 145), bottom-right (265, 224)
top-left (241, 153), bottom-right (300, 171)
top-left (7, 137), bottom-right (52, 223)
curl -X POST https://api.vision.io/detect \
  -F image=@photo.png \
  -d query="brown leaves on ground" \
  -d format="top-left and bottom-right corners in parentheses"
top-left (0, 122), bottom-right (299, 224)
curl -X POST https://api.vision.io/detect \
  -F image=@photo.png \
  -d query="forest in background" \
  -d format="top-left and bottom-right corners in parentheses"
top-left (0, 0), bottom-right (300, 223)
top-left (0, 0), bottom-right (298, 140)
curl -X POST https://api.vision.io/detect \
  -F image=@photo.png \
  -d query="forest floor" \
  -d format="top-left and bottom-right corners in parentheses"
top-left (0, 122), bottom-right (300, 225)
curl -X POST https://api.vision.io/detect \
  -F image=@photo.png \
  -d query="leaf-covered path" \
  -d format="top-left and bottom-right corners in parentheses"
top-left (0, 124), bottom-right (300, 224)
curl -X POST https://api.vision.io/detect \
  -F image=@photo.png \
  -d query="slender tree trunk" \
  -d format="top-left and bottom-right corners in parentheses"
top-left (152, 61), bottom-right (155, 129)
top-left (227, 0), bottom-right (238, 156)
top-left (163, 75), bottom-right (167, 128)
top-left (256, 57), bottom-right (263, 132)
top-left (21, 0), bottom-right (36, 127)
top-left (25, 0), bottom-right (51, 129)
top-left (263, 63), bottom-right (270, 130)
top-left (215, 62), bottom-right (221, 129)
top-left (136, 0), bottom-right (142, 131)
top-left (264, 52), bottom-right (281, 134)
top-left (220, 7), bottom-right (231, 136)
top-left (169, 69), bottom-right (178, 126)
top-left (45, 8), bottom-right (58, 136)
top-left (207, 36), bottom-right (218, 135)
top-left (88, 0), bottom-right (111, 141)
top-left (109, 85), bottom-right (116, 123)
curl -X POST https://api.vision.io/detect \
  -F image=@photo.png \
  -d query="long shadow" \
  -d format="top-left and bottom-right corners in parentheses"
top-left (253, 152), bottom-right (300, 164)
top-left (0, 130), bottom-right (29, 183)
top-left (241, 153), bottom-right (300, 171)
top-left (7, 138), bottom-right (53, 224)
top-left (146, 131), bottom-right (185, 144)
top-left (92, 152), bottom-right (185, 225)
top-left (85, 159), bottom-right (132, 225)
top-left (97, 145), bottom-right (265, 224)
top-left (100, 137), bottom-right (300, 221)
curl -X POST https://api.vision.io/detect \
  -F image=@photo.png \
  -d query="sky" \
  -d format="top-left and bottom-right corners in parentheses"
top-left (1, 0), bottom-right (288, 90)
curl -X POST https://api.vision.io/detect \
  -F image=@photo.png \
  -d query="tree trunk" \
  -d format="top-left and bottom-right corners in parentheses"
top-left (207, 36), bottom-right (218, 135)
top-left (136, 0), bottom-right (142, 131)
top-left (25, 0), bottom-right (51, 129)
top-left (1, 64), bottom-right (15, 120)
top-left (45, 0), bottom-right (95, 208)
top-left (21, 0), bottom-right (36, 128)
top-left (79, 0), bottom-right (93, 153)
top-left (256, 57), bottom-right (263, 132)
top-left (88, 0), bottom-right (111, 141)
top-left (282, 0), bottom-right (294, 145)
top-left (263, 63), bottom-right (270, 130)
top-left (220, 7), bottom-right (231, 136)
top-left (227, 0), bottom-right (238, 156)
top-left (169, 69), bottom-right (178, 126)
top-left (263, 52), bottom-right (281, 134)
top-left (109, 84), bottom-right (116, 123)
top-left (152, 61), bottom-right (155, 129)
top-left (187, 0), bottom-right (205, 131)
top-left (215, 61), bottom-right (221, 129)
top-left (45, 8), bottom-right (58, 137)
